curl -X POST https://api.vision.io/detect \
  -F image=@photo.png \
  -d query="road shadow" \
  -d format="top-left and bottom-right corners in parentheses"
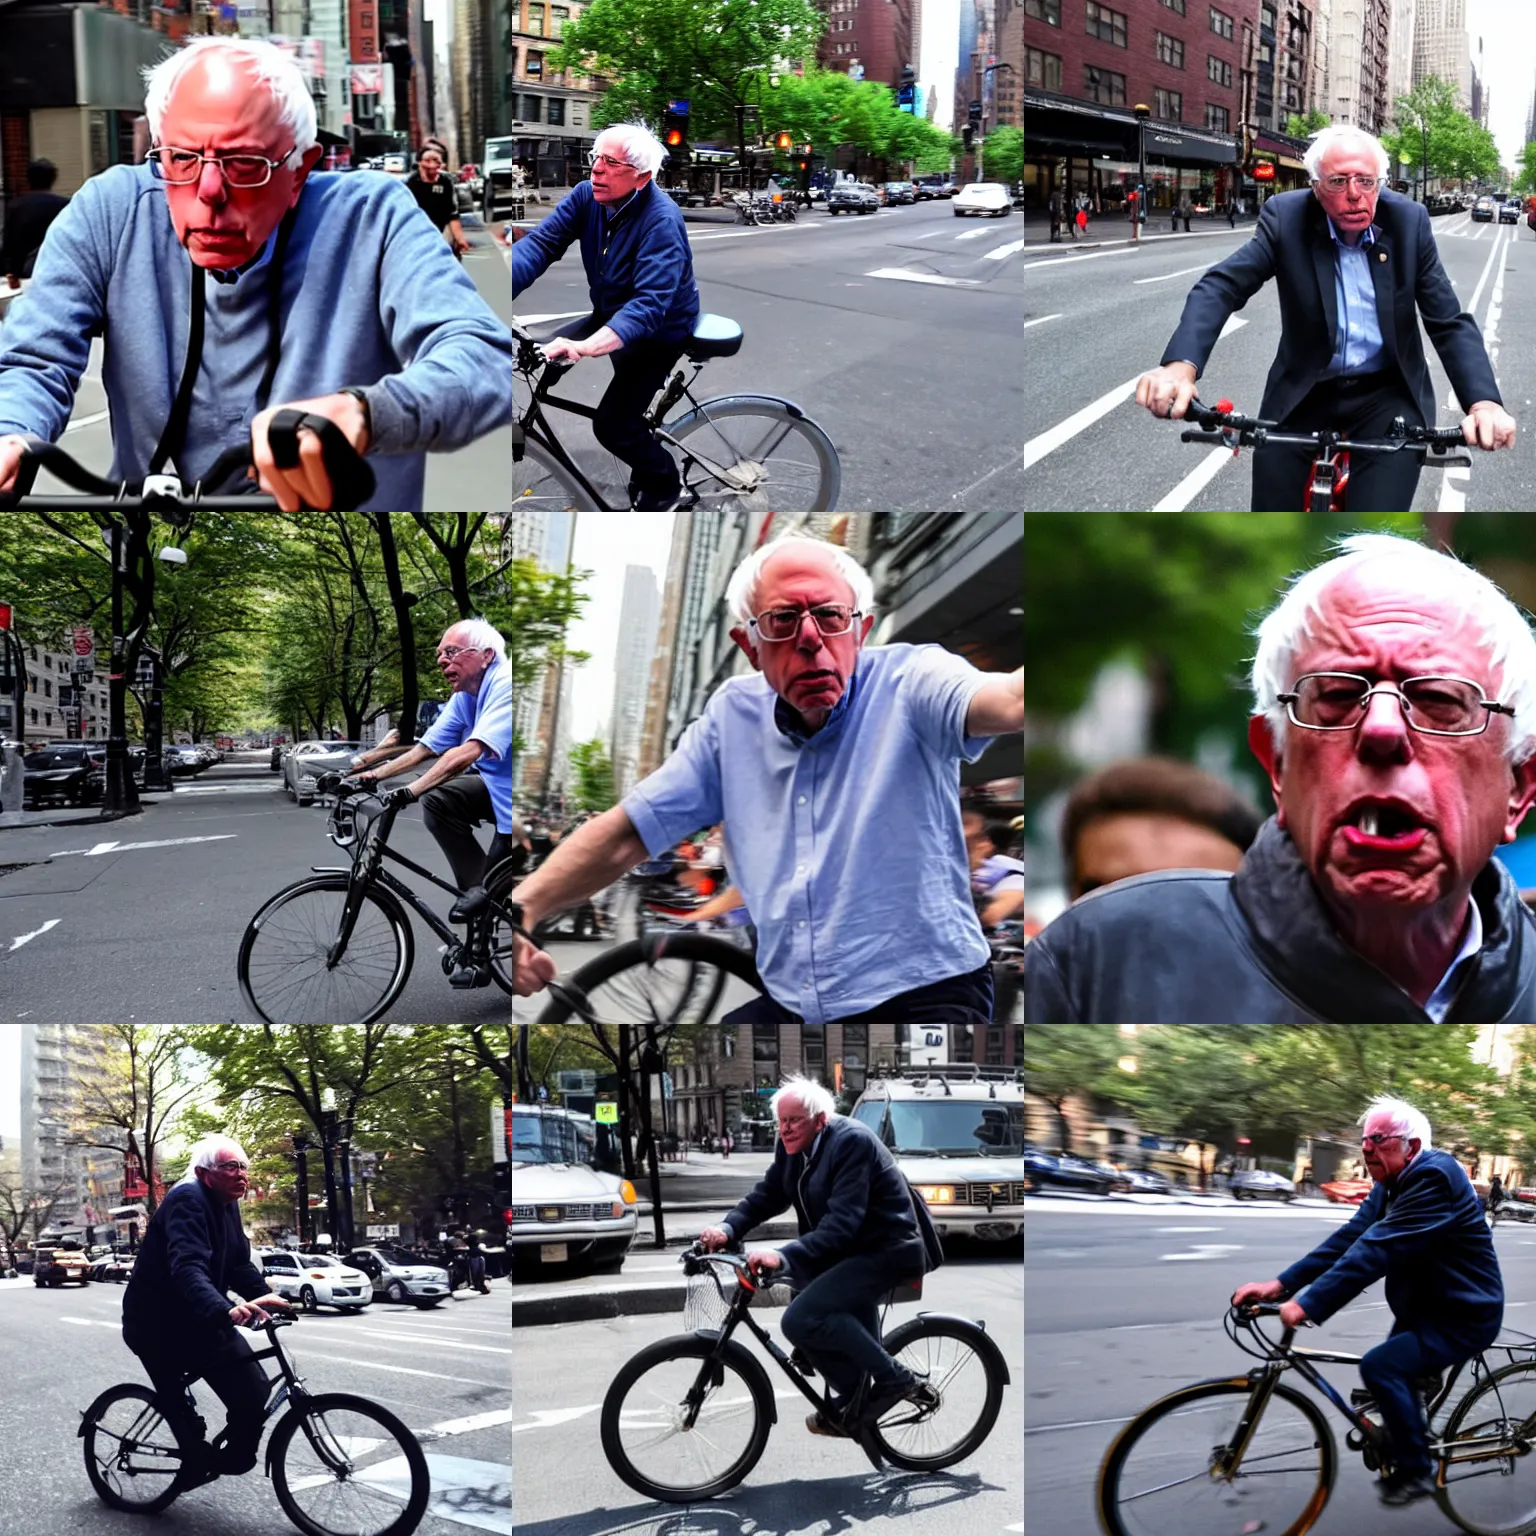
top-left (513, 1469), bottom-right (1005, 1535)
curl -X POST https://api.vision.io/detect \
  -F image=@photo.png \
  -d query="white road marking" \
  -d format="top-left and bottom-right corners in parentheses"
top-left (954, 225), bottom-right (1000, 241)
top-left (1439, 461), bottom-right (1470, 512)
top-left (63, 410), bottom-right (112, 433)
top-left (425, 1408), bottom-right (516, 1436)
top-left (1134, 261), bottom-right (1214, 284)
top-left (1024, 226), bottom-right (1244, 270)
top-left (513, 1405), bottom-right (600, 1432)
top-left (1152, 445), bottom-right (1233, 510)
top-left (50, 834), bottom-right (238, 858)
top-left (8, 919), bottom-right (61, 952)
top-left (168, 782), bottom-right (284, 795)
top-left (865, 267), bottom-right (981, 287)
top-left (983, 239), bottom-right (1025, 260)
top-left (1163, 1244), bottom-right (1245, 1262)
top-left (1024, 314), bottom-right (1062, 329)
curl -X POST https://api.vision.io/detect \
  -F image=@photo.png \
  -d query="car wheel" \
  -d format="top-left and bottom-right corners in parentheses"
top-left (299, 1285), bottom-right (318, 1313)
top-left (414, 1299), bottom-right (444, 1309)
top-left (298, 795), bottom-right (313, 807)
top-left (385, 1280), bottom-right (409, 1304)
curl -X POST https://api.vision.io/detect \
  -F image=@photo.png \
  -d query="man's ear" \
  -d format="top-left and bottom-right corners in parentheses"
top-left (1501, 753), bottom-right (1536, 844)
top-left (729, 626), bottom-right (761, 673)
top-left (1247, 714), bottom-right (1286, 826)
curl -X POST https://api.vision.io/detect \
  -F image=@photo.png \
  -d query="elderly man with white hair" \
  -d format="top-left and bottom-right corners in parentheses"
top-left (511, 532), bottom-right (1024, 1021)
top-left (511, 121), bottom-right (701, 507)
top-left (0, 36), bottom-right (512, 513)
top-left (1027, 533), bottom-right (1536, 1021)
top-left (121, 1134), bottom-right (293, 1489)
top-left (1233, 1096), bottom-right (1502, 1507)
top-left (1134, 123), bottom-right (1514, 510)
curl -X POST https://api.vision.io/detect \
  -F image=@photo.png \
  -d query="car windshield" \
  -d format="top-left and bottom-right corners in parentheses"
top-left (880, 1101), bottom-right (1024, 1157)
top-left (514, 1112), bottom-right (597, 1166)
top-left (297, 1254), bottom-right (346, 1267)
top-left (25, 749), bottom-right (84, 766)
top-left (373, 1246), bottom-right (428, 1266)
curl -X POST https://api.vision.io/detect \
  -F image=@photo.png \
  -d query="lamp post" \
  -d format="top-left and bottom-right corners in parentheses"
top-left (1134, 103), bottom-right (1151, 244)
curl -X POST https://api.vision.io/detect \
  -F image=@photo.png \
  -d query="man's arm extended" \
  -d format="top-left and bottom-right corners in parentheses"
top-left (512, 804), bottom-right (649, 930)
top-left (966, 667), bottom-right (1023, 736)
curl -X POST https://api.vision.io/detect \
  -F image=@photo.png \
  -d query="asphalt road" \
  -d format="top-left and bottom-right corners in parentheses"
top-left (513, 197), bottom-right (1025, 513)
top-left (0, 754), bottom-right (513, 1025)
top-left (1025, 1197), bottom-right (1536, 1534)
top-left (1024, 210), bottom-right (1536, 511)
top-left (0, 1274), bottom-right (511, 1535)
top-left (511, 1250), bottom-right (1022, 1534)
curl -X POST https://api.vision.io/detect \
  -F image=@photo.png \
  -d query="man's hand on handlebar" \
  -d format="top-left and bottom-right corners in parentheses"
top-left (251, 392), bottom-right (371, 512)
top-left (229, 1293), bottom-right (294, 1326)
top-left (1462, 400), bottom-right (1517, 452)
top-left (746, 1250), bottom-right (783, 1273)
top-left (0, 435), bottom-right (27, 496)
top-left (511, 930), bottom-right (558, 996)
top-left (1231, 1278), bottom-right (1286, 1308)
top-left (698, 1227), bottom-right (734, 1253)
top-left (540, 337), bottom-right (589, 365)
top-left (1135, 361), bottom-right (1199, 420)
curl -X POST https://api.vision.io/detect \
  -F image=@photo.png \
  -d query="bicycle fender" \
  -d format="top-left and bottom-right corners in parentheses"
top-left (714, 1337), bottom-right (779, 1427)
top-left (886, 1312), bottom-right (1013, 1387)
top-left (665, 393), bottom-right (813, 428)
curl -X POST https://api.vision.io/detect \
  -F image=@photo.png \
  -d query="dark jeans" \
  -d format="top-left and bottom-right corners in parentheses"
top-left (1360, 1317), bottom-right (1499, 1478)
top-left (126, 1324), bottom-right (269, 1472)
top-left (782, 1252), bottom-right (921, 1403)
top-left (1251, 368), bottom-right (1425, 511)
top-left (419, 774), bottom-right (513, 894)
top-left (721, 961), bottom-right (994, 1026)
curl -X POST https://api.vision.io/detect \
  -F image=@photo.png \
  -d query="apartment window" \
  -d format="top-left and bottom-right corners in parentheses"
top-left (1206, 103), bottom-right (1230, 130)
top-left (843, 1024), bottom-right (868, 1095)
top-left (1209, 5), bottom-right (1233, 39)
top-left (524, 3), bottom-right (543, 33)
top-left (525, 52), bottom-right (544, 79)
top-left (546, 97), bottom-right (565, 125)
top-left (1261, 3), bottom-right (1276, 26)
top-left (1024, 0), bottom-right (1060, 21)
top-left (1207, 54), bottom-right (1232, 86)
top-left (550, 4), bottom-right (567, 37)
top-left (1027, 47), bottom-right (1062, 90)
top-left (1160, 0), bottom-right (1185, 11)
top-left (803, 1024), bottom-right (825, 1076)
top-left (1155, 31), bottom-right (1184, 67)
top-left (753, 1023), bottom-right (779, 1068)
top-left (1085, 1), bottom-right (1127, 46)
top-left (515, 93), bottom-right (542, 119)
top-left (1083, 65), bottom-right (1126, 104)
top-left (43, 678), bottom-right (51, 698)
top-left (1153, 87), bottom-right (1182, 120)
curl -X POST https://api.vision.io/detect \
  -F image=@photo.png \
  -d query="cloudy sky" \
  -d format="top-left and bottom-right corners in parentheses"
top-left (1466, 0), bottom-right (1533, 168)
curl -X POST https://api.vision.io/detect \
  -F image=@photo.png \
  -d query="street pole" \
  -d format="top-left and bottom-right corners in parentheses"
top-left (141, 647), bottom-right (170, 793)
top-left (103, 521), bottom-right (136, 814)
top-left (1133, 103), bottom-right (1151, 245)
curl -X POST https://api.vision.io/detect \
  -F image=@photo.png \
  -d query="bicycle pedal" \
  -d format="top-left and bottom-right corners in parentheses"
top-left (1350, 1388), bottom-right (1377, 1409)
top-left (449, 963), bottom-right (493, 989)
top-left (788, 1348), bottom-right (816, 1376)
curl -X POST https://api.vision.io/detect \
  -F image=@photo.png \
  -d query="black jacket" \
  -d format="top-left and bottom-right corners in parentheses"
top-left (1, 190), bottom-right (68, 279)
top-left (122, 1179), bottom-right (268, 1342)
top-left (1162, 188), bottom-right (1501, 426)
top-left (1026, 818), bottom-right (1536, 1023)
top-left (1278, 1148), bottom-right (1503, 1337)
top-left (721, 1115), bottom-right (936, 1284)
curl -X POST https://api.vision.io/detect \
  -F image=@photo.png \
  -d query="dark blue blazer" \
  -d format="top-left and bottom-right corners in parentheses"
top-left (511, 179), bottom-right (700, 348)
top-left (122, 1179), bottom-right (269, 1342)
top-left (1278, 1147), bottom-right (1503, 1334)
top-left (1162, 188), bottom-right (1501, 425)
top-left (721, 1115), bottom-right (932, 1284)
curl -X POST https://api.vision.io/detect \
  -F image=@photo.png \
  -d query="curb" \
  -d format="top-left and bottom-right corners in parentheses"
top-left (513, 1281), bottom-right (689, 1327)
top-left (0, 804), bottom-right (149, 832)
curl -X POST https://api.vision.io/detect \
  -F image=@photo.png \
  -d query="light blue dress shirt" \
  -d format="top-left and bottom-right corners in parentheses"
top-left (1425, 898), bottom-right (1483, 1023)
top-left (1320, 217), bottom-right (1386, 377)
top-left (621, 643), bottom-right (996, 1024)
top-left (419, 654), bottom-right (513, 834)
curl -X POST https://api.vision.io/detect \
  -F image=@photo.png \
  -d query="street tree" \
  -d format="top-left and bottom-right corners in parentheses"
top-left (981, 125), bottom-right (1023, 185)
top-left (569, 737), bottom-right (617, 812)
top-left (1515, 142), bottom-right (1536, 196)
top-left (1021, 1023), bottom-right (1125, 1152)
top-left (1284, 110), bottom-right (1331, 139)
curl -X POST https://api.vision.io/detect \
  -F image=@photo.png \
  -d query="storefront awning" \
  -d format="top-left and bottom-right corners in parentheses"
top-left (1026, 92), bottom-right (1237, 165)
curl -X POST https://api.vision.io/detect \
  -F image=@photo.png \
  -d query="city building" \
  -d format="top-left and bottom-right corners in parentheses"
top-left (510, 510), bottom-right (577, 802)
top-left (1252, 0), bottom-right (1316, 135)
top-left (504, 0), bottom-right (603, 190)
top-left (609, 565), bottom-right (662, 799)
top-left (1320, 0), bottom-right (1392, 132)
top-left (11, 636), bottom-right (108, 749)
top-left (819, 0), bottom-right (918, 93)
top-left (1387, 0), bottom-right (1416, 108)
top-left (1411, 0), bottom-right (1471, 108)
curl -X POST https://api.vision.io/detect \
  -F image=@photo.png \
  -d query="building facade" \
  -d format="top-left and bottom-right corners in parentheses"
top-left (1411, 0), bottom-right (1471, 107)
top-left (1321, 0), bottom-right (1392, 132)
top-left (818, 0), bottom-right (917, 92)
top-left (505, 0), bottom-right (603, 189)
top-left (609, 565), bottom-right (661, 800)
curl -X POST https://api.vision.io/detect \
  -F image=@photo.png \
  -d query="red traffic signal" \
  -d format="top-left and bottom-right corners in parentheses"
top-left (775, 131), bottom-right (792, 151)
top-left (666, 128), bottom-right (684, 148)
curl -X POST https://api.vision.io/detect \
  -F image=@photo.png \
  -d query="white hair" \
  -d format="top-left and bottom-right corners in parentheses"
top-left (594, 122), bottom-right (667, 179)
top-left (1250, 533), bottom-right (1536, 765)
top-left (724, 534), bottom-right (876, 627)
top-left (771, 1074), bottom-right (837, 1122)
top-left (177, 1133), bottom-right (250, 1185)
top-left (444, 617), bottom-right (507, 661)
top-left (1360, 1094), bottom-right (1432, 1150)
top-left (1303, 124), bottom-right (1390, 182)
top-left (144, 38), bottom-right (318, 156)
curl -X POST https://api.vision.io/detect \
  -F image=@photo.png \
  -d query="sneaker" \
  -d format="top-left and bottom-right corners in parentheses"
top-left (805, 1410), bottom-right (847, 1438)
top-left (1378, 1470), bottom-right (1437, 1507)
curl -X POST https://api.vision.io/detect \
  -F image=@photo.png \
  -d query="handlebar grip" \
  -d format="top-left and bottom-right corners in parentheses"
top-left (265, 409), bottom-right (377, 511)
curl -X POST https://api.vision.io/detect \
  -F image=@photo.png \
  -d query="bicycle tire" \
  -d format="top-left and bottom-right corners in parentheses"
top-left (873, 1315), bottom-right (1008, 1471)
top-left (80, 1383), bottom-right (185, 1515)
top-left (1097, 1379), bottom-right (1335, 1536)
top-left (486, 856), bottom-right (522, 996)
top-left (514, 430), bottom-right (595, 510)
top-left (1437, 1361), bottom-right (1536, 1536)
top-left (534, 931), bottom-right (762, 1026)
top-left (600, 1335), bottom-right (777, 1503)
top-left (663, 394), bottom-right (841, 512)
top-left (268, 1392), bottom-right (430, 1536)
top-left (238, 875), bottom-right (414, 1026)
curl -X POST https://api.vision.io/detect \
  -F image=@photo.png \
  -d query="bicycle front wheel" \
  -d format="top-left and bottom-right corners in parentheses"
top-left (1097, 1380), bottom-right (1334, 1536)
top-left (874, 1316), bottom-right (1007, 1471)
top-left (81, 1384), bottom-right (185, 1515)
top-left (238, 876), bottom-right (414, 1026)
top-left (269, 1393), bottom-right (431, 1536)
top-left (514, 431), bottom-right (595, 509)
top-left (1438, 1361), bottom-right (1536, 1536)
top-left (600, 1335), bottom-right (775, 1502)
top-left (535, 932), bottom-right (762, 1026)
top-left (664, 394), bottom-right (840, 512)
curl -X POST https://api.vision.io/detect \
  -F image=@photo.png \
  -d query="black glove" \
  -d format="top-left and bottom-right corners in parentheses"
top-left (383, 786), bottom-right (416, 811)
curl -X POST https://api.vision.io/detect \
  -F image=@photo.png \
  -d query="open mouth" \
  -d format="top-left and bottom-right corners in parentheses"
top-left (1341, 803), bottom-right (1428, 853)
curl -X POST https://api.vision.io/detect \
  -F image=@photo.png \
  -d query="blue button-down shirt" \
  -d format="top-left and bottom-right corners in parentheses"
top-left (621, 643), bottom-right (996, 1023)
top-left (419, 654), bottom-right (513, 834)
top-left (1321, 218), bottom-right (1386, 377)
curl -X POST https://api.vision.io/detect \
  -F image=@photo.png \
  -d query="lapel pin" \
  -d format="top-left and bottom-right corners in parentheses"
top-left (1377, 250), bottom-right (1388, 262)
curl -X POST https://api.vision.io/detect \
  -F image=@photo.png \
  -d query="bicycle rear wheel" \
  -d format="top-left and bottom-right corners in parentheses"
top-left (1097, 1380), bottom-right (1334, 1536)
top-left (514, 431), bottom-right (595, 509)
top-left (268, 1393), bottom-right (430, 1536)
top-left (1438, 1361), bottom-right (1536, 1536)
top-left (873, 1316), bottom-right (1007, 1471)
top-left (664, 394), bottom-right (840, 512)
top-left (535, 931), bottom-right (763, 1026)
top-left (238, 876), bottom-right (414, 1025)
top-left (81, 1384), bottom-right (185, 1515)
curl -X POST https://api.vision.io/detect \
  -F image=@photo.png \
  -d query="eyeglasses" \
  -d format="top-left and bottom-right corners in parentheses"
top-left (777, 1116), bottom-right (811, 1131)
top-left (749, 605), bottom-right (862, 643)
top-left (213, 1159), bottom-right (250, 1173)
top-left (585, 151), bottom-right (633, 171)
top-left (1277, 673), bottom-right (1515, 737)
top-left (147, 145), bottom-right (299, 188)
top-left (438, 645), bottom-right (488, 661)
top-left (1316, 174), bottom-right (1385, 193)
top-left (1360, 1133), bottom-right (1405, 1150)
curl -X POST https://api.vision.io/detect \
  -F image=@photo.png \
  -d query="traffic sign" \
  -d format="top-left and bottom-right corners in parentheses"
top-left (367, 1223), bottom-right (400, 1238)
top-left (73, 626), bottom-right (94, 659)
top-left (595, 1101), bottom-right (618, 1124)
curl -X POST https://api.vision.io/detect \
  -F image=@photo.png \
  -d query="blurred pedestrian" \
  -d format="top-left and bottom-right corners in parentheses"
top-left (1227, 197), bottom-right (1238, 227)
top-left (1048, 187), bottom-right (1063, 241)
top-left (722, 1127), bottom-right (733, 1160)
top-left (1075, 201), bottom-right (1088, 238)
top-left (2, 159), bottom-right (68, 290)
top-left (406, 138), bottom-right (469, 260)
top-left (1178, 195), bottom-right (1192, 232)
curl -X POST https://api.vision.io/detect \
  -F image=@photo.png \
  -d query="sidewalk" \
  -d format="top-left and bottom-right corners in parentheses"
top-left (1022, 207), bottom-right (1255, 250)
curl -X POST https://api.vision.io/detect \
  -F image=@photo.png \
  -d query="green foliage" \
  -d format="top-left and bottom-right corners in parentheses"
top-left (1514, 142), bottom-right (1536, 196)
top-left (981, 125), bottom-right (1022, 184)
top-left (1389, 76), bottom-right (1497, 185)
top-left (1023, 1024), bottom-right (1126, 1152)
top-left (569, 737), bottom-right (618, 812)
top-left (1284, 111), bottom-right (1331, 139)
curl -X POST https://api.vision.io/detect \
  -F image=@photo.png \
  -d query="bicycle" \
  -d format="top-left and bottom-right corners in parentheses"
top-left (237, 777), bottom-right (522, 1024)
top-left (0, 428), bottom-right (375, 512)
top-left (1097, 1302), bottom-right (1536, 1536)
top-left (79, 1314), bottom-right (429, 1536)
top-left (512, 314), bottom-right (841, 512)
top-left (599, 1243), bottom-right (1010, 1503)
top-left (1178, 395), bottom-right (1472, 512)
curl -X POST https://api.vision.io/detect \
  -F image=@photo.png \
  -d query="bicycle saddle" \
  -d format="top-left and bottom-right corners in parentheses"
top-left (686, 314), bottom-right (744, 361)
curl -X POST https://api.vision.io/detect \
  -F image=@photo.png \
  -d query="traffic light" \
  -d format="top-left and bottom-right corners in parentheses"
top-left (662, 102), bottom-right (691, 161)
top-left (968, 99), bottom-right (983, 129)
top-left (775, 130), bottom-right (793, 152)
top-left (898, 63), bottom-right (916, 111)
top-left (494, 1161), bottom-right (511, 1224)
top-left (962, 124), bottom-right (975, 151)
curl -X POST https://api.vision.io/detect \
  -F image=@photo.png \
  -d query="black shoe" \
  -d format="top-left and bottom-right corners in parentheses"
top-left (1378, 1470), bottom-right (1437, 1506)
top-left (629, 487), bottom-right (683, 511)
top-left (177, 1443), bottom-right (219, 1490)
top-left (448, 886), bottom-right (490, 923)
top-left (449, 961), bottom-right (493, 989)
top-left (859, 1376), bottom-right (922, 1427)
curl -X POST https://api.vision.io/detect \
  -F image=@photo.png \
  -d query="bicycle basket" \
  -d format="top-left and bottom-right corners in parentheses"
top-left (684, 1270), bottom-right (732, 1332)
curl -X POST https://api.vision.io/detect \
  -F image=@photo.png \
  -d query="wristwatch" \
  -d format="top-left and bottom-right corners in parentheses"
top-left (338, 386), bottom-right (372, 442)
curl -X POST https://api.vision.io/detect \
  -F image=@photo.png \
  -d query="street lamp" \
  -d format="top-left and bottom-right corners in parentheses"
top-left (1134, 103), bottom-right (1151, 244)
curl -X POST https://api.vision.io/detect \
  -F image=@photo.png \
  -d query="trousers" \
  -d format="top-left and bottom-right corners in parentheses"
top-left (126, 1324), bottom-right (270, 1472)
top-left (721, 961), bottom-right (994, 1026)
top-left (420, 774), bottom-right (513, 893)
top-left (781, 1251), bottom-right (921, 1402)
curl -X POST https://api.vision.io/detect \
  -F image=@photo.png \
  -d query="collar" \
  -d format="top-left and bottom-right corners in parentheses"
top-left (1324, 215), bottom-right (1377, 250)
top-left (772, 667), bottom-right (859, 744)
top-left (1425, 896), bottom-right (1484, 1018)
top-left (604, 187), bottom-right (641, 220)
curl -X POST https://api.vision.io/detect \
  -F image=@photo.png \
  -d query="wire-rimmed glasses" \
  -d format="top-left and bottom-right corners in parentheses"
top-left (1315, 174), bottom-right (1385, 194)
top-left (1277, 673), bottom-right (1515, 737)
top-left (748, 605), bottom-right (862, 643)
top-left (146, 145), bottom-right (298, 188)
top-left (584, 150), bottom-right (632, 171)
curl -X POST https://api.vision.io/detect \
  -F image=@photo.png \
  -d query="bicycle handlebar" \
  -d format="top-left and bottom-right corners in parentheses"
top-left (1180, 397), bottom-right (1472, 459)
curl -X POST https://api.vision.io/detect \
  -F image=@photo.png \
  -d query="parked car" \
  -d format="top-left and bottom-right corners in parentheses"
top-left (1118, 1168), bottom-right (1174, 1194)
top-left (1320, 1178), bottom-right (1373, 1204)
top-left (1025, 1146), bottom-right (1115, 1196)
top-left (88, 1251), bottom-right (136, 1282)
top-left (165, 744), bottom-right (208, 775)
top-left (1229, 1168), bottom-right (1297, 1201)
top-left (455, 162), bottom-right (483, 211)
top-left (882, 181), bottom-right (916, 205)
top-left (1500, 197), bottom-right (1521, 223)
top-left (343, 1245), bottom-right (451, 1308)
top-left (953, 182), bottom-right (1014, 218)
top-left (511, 1103), bottom-right (638, 1272)
top-left (261, 1251), bottom-right (371, 1311)
top-left (1473, 195), bottom-right (1497, 222)
top-left (825, 181), bottom-right (881, 215)
top-left (282, 740), bottom-right (364, 805)
top-left (23, 743), bottom-right (105, 806)
top-left (270, 742), bottom-right (290, 772)
top-left (912, 177), bottom-right (954, 200)
top-left (33, 1245), bottom-right (91, 1286)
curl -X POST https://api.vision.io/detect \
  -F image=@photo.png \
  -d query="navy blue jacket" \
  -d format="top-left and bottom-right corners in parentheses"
top-left (511, 179), bottom-right (700, 347)
top-left (721, 1115), bottom-right (933, 1284)
top-left (122, 1179), bottom-right (268, 1342)
top-left (1278, 1148), bottom-right (1503, 1334)
top-left (1162, 188), bottom-right (1501, 426)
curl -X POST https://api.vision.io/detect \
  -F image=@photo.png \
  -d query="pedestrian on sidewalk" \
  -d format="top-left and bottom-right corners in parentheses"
top-left (1048, 188), bottom-right (1063, 242)
top-left (722, 1128), bottom-right (733, 1160)
top-left (1227, 197), bottom-right (1238, 228)
top-left (1075, 201), bottom-right (1089, 238)
top-left (1178, 195), bottom-right (1192, 232)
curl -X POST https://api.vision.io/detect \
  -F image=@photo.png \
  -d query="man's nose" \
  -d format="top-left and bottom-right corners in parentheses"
top-left (196, 159), bottom-right (227, 204)
top-left (793, 613), bottom-right (825, 650)
top-left (1355, 687), bottom-right (1413, 758)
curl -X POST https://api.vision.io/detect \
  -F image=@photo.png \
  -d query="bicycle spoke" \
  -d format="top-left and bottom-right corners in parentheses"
top-left (278, 1404), bottom-right (422, 1536)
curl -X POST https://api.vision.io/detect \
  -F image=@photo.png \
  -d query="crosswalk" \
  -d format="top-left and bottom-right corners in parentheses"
top-left (1436, 212), bottom-right (1523, 241)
